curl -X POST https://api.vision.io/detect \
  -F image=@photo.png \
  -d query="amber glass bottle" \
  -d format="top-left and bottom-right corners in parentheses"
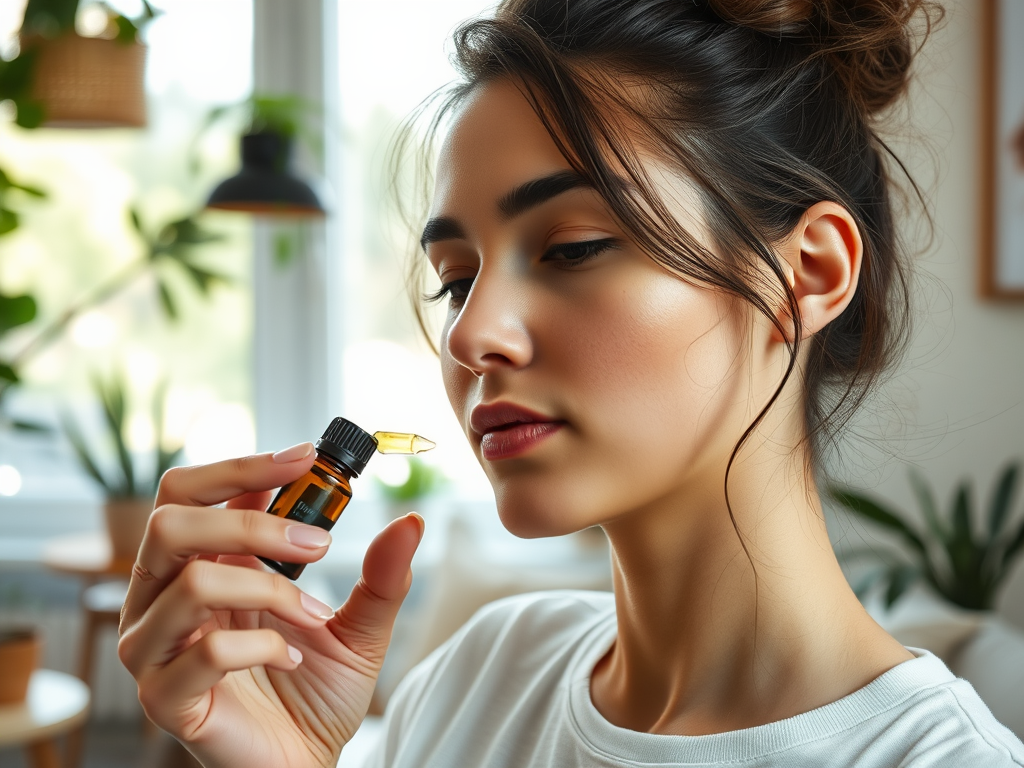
top-left (259, 417), bottom-right (377, 580)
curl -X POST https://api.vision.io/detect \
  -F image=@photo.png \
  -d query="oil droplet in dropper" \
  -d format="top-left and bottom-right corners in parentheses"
top-left (373, 431), bottom-right (436, 455)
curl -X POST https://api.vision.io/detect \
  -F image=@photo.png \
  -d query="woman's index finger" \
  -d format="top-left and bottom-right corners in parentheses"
top-left (155, 445), bottom-right (315, 509)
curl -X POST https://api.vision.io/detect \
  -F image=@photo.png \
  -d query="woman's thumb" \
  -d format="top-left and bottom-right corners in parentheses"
top-left (330, 512), bottom-right (424, 665)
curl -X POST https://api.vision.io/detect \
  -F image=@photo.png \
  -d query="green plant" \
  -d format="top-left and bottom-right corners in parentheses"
top-left (1, 1), bottom-right (161, 128)
top-left (60, 371), bottom-right (182, 499)
top-left (0, 208), bottom-right (229, 412)
top-left (376, 457), bottom-right (446, 503)
top-left (192, 94), bottom-right (323, 170)
top-left (829, 464), bottom-right (1024, 611)
top-left (0, 169), bottom-right (45, 395)
top-left (1, 0), bottom-right (179, 420)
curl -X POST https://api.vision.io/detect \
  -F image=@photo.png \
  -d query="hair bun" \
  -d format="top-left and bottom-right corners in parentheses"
top-left (707, 0), bottom-right (942, 115)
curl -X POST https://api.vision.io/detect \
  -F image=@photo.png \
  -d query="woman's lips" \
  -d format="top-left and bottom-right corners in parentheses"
top-left (479, 420), bottom-right (564, 461)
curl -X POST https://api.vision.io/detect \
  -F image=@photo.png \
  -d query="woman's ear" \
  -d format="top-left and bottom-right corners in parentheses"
top-left (770, 201), bottom-right (862, 344)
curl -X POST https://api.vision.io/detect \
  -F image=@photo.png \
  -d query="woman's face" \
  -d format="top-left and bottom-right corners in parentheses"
top-left (426, 80), bottom-right (772, 537)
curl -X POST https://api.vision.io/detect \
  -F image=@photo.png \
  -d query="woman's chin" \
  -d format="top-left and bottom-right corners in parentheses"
top-left (492, 487), bottom-right (598, 539)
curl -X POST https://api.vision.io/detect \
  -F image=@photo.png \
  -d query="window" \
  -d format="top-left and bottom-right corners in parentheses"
top-left (0, 0), bottom-right (254, 516)
top-left (333, 0), bottom-right (497, 500)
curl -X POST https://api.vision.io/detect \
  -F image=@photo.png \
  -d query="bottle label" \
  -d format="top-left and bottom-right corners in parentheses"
top-left (288, 484), bottom-right (337, 529)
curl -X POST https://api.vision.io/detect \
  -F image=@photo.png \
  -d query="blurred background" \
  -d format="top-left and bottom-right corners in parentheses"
top-left (0, 0), bottom-right (1022, 766)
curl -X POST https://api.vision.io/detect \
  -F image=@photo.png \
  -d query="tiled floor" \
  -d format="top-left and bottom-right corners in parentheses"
top-left (0, 720), bottom-right (197, 768)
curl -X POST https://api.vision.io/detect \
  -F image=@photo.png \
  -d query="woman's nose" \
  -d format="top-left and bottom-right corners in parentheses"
top-left (444, 271), bottom-right (533, 374)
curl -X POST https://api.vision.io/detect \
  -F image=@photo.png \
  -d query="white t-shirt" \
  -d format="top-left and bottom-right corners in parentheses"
top-left (356, 590), bottom-right (1024, 767)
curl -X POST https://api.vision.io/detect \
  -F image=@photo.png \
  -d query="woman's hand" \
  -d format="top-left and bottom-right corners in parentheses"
top-left (118, 443), bottom-right (423, 768)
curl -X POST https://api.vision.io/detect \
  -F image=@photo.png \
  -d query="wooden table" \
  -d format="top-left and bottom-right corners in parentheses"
top-left (0, 670), bottom-right (90, 768)
top-left (41, 532), bottom-right (133, 578)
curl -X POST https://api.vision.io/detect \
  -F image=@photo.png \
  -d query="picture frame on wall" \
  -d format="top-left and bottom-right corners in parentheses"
top-left (981, 0), bottom-right (1024, 298)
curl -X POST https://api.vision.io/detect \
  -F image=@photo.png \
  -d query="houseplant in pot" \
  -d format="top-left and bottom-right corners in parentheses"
top-left (12, 0), bottom-right (161, 127)
top-left (828, 463), bottom-right (1024, 611)
top-left (61, 372), bottom-right (183, 563)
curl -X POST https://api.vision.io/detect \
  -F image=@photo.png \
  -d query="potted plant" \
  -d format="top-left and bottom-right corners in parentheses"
top-left (828, 464), bottom-right (1024, 610)
top-left (376, 456), bottom-right (446, 520)
top-left (60, 372), bottom-right (183, 562)
top-left (10, 0), bottom-right (161, 128)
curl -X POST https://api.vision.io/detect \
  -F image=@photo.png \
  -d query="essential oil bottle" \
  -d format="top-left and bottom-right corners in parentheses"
top-left (259, 417), bottom-right (377, 580)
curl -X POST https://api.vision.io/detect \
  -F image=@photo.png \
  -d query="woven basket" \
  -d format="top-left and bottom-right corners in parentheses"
top-left (28, 34), bottom-right (146, 127)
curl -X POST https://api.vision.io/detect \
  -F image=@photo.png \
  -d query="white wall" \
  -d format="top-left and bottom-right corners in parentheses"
top-left (828, 0), bottom-right (1024, 629)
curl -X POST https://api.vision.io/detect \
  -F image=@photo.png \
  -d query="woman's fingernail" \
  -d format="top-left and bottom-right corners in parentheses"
top-left (287, 644), bottom-right (303, 665)
top-left (272, 442), bottom-right (314, 464)
top-left (407, 511), bottom-right (425, 542)
top-left (300, 592), bottom-right (335, 621)
top-left (286, 525), bottom-right (331, 548)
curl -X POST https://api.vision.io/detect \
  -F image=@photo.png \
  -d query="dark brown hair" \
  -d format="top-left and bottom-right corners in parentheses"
top-left (395, 0), bottom-right (940, 536)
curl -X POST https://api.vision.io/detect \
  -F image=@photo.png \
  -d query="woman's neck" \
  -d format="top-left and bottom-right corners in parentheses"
top-left (591, 442), bottom-right (913, 736)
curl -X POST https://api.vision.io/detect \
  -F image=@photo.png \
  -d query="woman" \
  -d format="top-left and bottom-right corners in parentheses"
top-left (118, 1), bottom-right (1024, 766)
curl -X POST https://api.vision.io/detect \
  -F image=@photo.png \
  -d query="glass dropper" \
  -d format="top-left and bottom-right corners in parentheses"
top-left (373, 431), bottom-right (436, 455)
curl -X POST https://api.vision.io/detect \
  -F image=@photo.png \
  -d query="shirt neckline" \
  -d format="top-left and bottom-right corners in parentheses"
top-left (566, 607), bottom-right (956, 766)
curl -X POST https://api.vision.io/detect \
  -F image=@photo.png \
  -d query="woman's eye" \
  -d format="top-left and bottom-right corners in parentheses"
top-left (541, 237), bottom-right (621, 265)
top-left (424, 277), bottom-right (474, 307)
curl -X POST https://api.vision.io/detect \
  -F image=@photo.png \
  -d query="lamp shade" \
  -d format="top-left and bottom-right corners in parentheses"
top-left (206, 132), bottom-right (325, 217)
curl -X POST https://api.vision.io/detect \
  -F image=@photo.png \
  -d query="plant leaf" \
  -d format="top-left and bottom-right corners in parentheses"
top-left (835, 545), bottom-right (901, 564)
top-left (884, 565), bottom-right (919, 609)
top-left (94, 373), bottom-right (134, 495)
top-left (827, 486), bottom-right (928, 555)
top-left (129, 207), bottom-right (144, 235)
top-left (1002, 516), bottom-right (1024, 572)
top-left (13, 99), bottom-right (45, 129)
top-left (141, 1), bottom-right (161, 22)
top-left (182, 263), bottom-right (214, 293)
top-left (0, 208), bottom-right (18, 236)
top-left (0, 49), bottom-right (37, 96)
top-left (150, 378), bottom-right (183, 490)
top-left (0, 363), bottom-right (19, 384)
top-left (908, 467), bottom-right (947, 543)
top-left (0, 293), bottom-right (37, 334)
top-left (274, 230), bottom-right (295, 267)
top-left (945, 482), bottom-right (978, 585)
top-left (851, 566), bottom-right (887, 600)
top-left (111, 13), bottom-right (140, 44)
top-left (951, 482), bottom-right (974, 547)
top-left (156, 278), bottom-right (178, 321)
top-left (10, 417), bottom-right (51, 433)
top-left (60, 410), bottom-right (113, 494)
top-left (11, 183), bottom-right (45, 198)
top-left (988, 463), bottom-right (1019, 540)
top-left (162, 216), bottom-right (221, 246)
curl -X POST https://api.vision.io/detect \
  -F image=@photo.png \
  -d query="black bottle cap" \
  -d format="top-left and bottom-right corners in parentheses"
top-left (315, 417), bottom-right (377, 477)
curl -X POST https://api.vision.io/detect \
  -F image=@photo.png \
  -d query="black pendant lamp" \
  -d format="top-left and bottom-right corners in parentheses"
top-left (206, 131), bottom-right (325, 217)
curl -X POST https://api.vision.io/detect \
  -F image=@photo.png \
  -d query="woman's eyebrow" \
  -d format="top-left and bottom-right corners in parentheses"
top-left (420, 217), bottom-right (466, 251)
top-left (496, 169), bottom-right (593, 220)
top-left (419, 169), bottom-right (594, 251)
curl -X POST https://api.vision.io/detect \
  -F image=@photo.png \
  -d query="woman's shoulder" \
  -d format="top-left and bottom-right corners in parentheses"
top-left (805, 649), bottom-right (1024, 767)
top-left (894, 662), bottom-right (1024, 766)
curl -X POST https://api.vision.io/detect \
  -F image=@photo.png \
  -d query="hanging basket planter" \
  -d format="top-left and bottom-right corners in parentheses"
top-left (26, 33), bottom-right (147, 128)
